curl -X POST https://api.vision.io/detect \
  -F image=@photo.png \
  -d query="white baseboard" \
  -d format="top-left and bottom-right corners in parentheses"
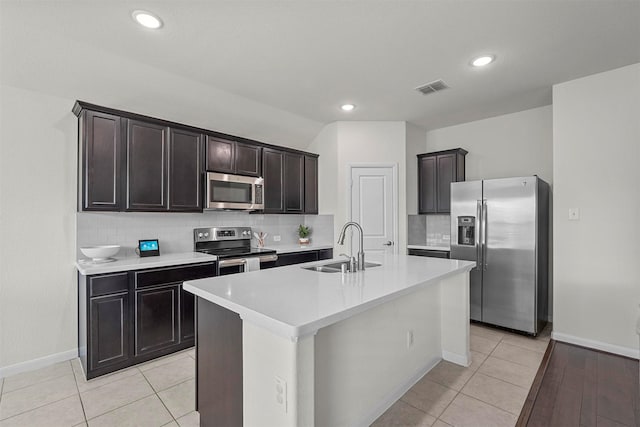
top-left (357, 355), bottom-right (441, 427)
top-left (552, 332), bottom-right (639, 360)
top-left (442, 350), bottom-right (470, 367)
top-left (0, 349), bottom-right (78, 379)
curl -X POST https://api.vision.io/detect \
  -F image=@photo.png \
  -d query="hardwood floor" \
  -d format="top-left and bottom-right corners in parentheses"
top-left (519, 341), bottom-right (640, 427)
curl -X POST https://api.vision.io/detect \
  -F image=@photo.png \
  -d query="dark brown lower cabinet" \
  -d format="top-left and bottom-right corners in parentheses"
top-left (180, 288), bottom-right (195, 341)
top-left (89, 292), bottom-right (129, 371)
top-left (407, 248), bottom-right (450, 258)
top-left (135, 284), bottom-right (180, 356)
top-left (275, 248), bottom-right (333, 267)
top-left (78, 262), bottom-right (215, 379)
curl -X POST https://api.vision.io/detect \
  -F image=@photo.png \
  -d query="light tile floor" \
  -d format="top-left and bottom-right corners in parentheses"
top-left (0, 349), bottom-right (198, 427)
top-left (372, 323), bottom-right (551, 427)
top-left (0, 324), bottom-right (550, 427)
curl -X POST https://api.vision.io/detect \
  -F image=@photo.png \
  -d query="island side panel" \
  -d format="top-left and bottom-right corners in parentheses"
top-left (196, 297), bottom-right (243, 427)
top-left (315, 278), bottom-right (443, 427)
top-left (440, 271), bottom-right (471, 366)
top-left (243, 322), bottom-right (315, 427)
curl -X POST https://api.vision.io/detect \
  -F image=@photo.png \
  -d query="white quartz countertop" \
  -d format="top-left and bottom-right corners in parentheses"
top-left (76, 252), bottom-right (218, 275)
top-left (407, 245), bottom-right (451, 251)
top-left (267, 244), bottom-right (333, 254)
top-left (184, 254), bottom-right (475, 340)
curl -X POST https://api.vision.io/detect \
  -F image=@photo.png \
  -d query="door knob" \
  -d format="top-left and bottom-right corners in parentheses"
top-left (383, 241), bottom-right (394, 246)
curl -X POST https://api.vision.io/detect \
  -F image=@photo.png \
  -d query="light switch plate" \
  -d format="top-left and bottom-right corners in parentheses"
top-left (568, 208), bottom-right (580, 221)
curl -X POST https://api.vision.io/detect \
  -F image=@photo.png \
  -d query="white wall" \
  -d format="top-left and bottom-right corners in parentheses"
top-left (308, 121), bottom-right (409, 253)
top-left (426, 105), bottom-right (553, 184)
top-left (552, 63), bottom-right (640, 358)
top-left (0, 85), bottom-right (78, 371)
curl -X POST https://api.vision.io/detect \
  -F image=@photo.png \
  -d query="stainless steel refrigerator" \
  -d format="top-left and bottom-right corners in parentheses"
top-left (450, 176), bottom-right (549, 335)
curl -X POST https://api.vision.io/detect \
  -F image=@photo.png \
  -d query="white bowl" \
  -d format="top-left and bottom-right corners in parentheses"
top-left (80, 245), bottom-right (120, 260)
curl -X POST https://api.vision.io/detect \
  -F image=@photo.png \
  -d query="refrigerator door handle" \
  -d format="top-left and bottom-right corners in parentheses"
top-left (482, 200), bottom-right (488, 271)
top-left (476, 200), bottom-right (482, 268)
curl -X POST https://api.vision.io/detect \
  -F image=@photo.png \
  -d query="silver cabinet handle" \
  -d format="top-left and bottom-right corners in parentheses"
top-left (259, 254), bottom-right (278, 263)
top-left (383, 241), bottom-right (394, 246)
top-left (218, 258), bottom-right (247, 268)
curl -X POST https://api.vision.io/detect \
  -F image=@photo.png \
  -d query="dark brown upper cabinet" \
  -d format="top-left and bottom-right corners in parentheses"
top-left (262, 148), bottom-right (319, 214)
top-left (206, 137), bottom-right (261, 177)
top-left (78, 110), bottom-right (124, 211)
top-left (126, 120), bottom-right (169, 211)
top-left (418, 148), bottom-right (467, 214)
top-left (304, 155), bottom-right (318, 214)
top-left (262, 148), bottom-right (285, 213)
top-left (169, 129), bottom-right (203, 211)
top-left (284, 152), bottom-right (304, 213)
top-left (73, 101), bottom-right (318, 214)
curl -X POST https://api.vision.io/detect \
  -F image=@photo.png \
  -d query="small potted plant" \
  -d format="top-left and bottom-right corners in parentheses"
top-left (298, 224), bottom-right (311, 245)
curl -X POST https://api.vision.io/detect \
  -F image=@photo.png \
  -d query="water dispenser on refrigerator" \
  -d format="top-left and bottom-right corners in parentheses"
top-left (457, 216), bottom-right (475, 246)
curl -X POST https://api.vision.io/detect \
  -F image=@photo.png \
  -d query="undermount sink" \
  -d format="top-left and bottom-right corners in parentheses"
top-left (302, 261), bottom-right (381, 273)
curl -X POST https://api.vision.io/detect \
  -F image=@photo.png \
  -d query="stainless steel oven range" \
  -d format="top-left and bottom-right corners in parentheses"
top-left (194, 227), bottom-right (278, 275)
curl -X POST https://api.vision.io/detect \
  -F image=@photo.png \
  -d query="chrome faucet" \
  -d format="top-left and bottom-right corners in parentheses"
top-left (337, 221), bottom-right (365, 270)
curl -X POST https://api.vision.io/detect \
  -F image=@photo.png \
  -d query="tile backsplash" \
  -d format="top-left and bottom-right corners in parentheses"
top-left (77, 211), bottom-right (334, 258)
top-left (408, 214), bottom-right (451, 247)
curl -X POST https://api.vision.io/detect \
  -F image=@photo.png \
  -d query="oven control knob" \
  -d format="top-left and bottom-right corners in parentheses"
top-left (198, 233), bottom-right (203, 238)
top-left (204, 232), bottom-right (209, 237)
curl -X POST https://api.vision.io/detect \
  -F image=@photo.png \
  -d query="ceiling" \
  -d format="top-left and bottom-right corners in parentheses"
top-left (2, 1), bottom-right (639, 146)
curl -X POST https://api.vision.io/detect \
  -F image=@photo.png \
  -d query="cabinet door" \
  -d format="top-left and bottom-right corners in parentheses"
top-left (262, 148), bottom-right (284, 213)
top-left (206, 136), bottom-right (235, 173)
top-left (276, 251), bottom-right (319, 267)
top-left (180, 286), bottom-right (195, 342)
top-left (284, 152), bottom-right (304, 213)
top-left (89, 292), bottom-right (129, 371)
top-left (436, 154), bottom-right (455, 213)
top-left (82, 111), bottom-right (122, 211)
top-left (418, 156), bottom-right (437, 214)
top-left (127, 120), bottom-right (169, 211)
top-left (169, 129), bottom-right (203, 212)
top-left (235, 142), bottom-right (261, 177)
top-left (135, 285), bottom-right (180, 356)
top-left (304, 156), bottom-right (318, 214)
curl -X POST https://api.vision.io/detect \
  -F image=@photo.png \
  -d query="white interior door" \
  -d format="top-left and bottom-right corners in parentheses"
top-left (350, 165), bottom-right (397, 255)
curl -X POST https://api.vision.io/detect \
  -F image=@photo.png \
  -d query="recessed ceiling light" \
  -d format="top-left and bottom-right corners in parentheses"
top-left (471, 55), bottom-right (495, 67)
top-left (340, 104), bottom-right (356, 112)
top-left (132, 10), bottom-right (163, 29)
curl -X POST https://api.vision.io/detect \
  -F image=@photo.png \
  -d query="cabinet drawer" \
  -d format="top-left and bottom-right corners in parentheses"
top-left (317, 248), bottom-right (333, 261)
top-left (89, 272), bottom-right (129, 297)
top-left (408, 249), bottom-right (450, 259)
top-left (134, 262), bottom-right (216, 289)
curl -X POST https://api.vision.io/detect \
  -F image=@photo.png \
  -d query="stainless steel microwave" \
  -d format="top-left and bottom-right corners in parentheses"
top-left (205, 172), bottom-right (264, 210)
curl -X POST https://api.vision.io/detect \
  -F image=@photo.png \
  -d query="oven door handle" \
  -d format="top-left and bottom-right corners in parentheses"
top-left (218, 258), bottom-right (248, 268)
top-left (259, 254), bottom-right (278, 263)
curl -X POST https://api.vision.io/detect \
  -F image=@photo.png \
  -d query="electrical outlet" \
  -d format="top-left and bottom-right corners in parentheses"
top-left (406, 330), bottom-right (414, 348)
top-left (275, 376), bottom-right (287, 413)
top-left (273, 235), bottom-right (281, 242)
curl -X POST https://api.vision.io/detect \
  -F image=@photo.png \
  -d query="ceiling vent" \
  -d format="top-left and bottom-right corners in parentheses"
top-left (415, 79), bottom-right (450, 95)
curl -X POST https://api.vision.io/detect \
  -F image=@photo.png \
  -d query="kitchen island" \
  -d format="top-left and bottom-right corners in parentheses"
top-left (184, 253), bottom-right (475, 427)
